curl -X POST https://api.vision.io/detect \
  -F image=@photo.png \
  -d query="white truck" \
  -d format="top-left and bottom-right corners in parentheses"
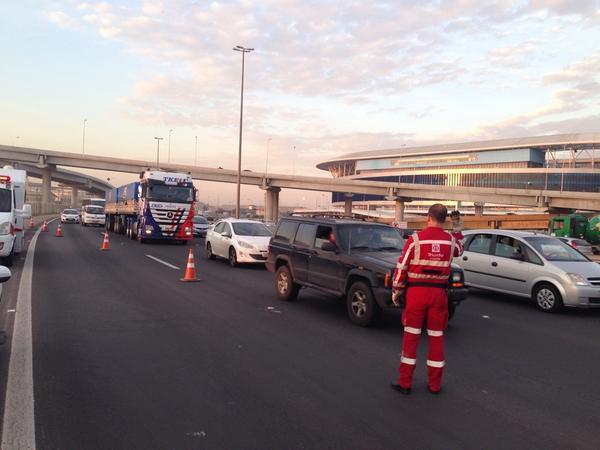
top-left (0, 166), bottom-right (32, 266)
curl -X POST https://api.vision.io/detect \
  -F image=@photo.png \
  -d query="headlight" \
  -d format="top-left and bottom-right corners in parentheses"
top-left (0, 222), bottom-right (11, 235)
top-left (566, 273), bottom-right (588, 286)
top-left (145, 225), bottom-right (153, 235)
top-left (184, 226), bottom-right (192, 236)
top-left (238, 240), bottom-right (254, 249)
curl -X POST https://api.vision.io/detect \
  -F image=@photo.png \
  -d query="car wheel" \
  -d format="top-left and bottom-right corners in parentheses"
top-left (206, 242), bottom-right (216, 260)
top-left (346, 281), bottom-right (381, 327)
top-left (533, 283), bottom-right (563, 313)
top-left (275, 265), bottom-right (299, 301)
top-left (228, 247), bottom-right (238, 267)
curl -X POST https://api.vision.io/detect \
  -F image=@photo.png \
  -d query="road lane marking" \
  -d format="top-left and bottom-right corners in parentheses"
top-left (2, 225), bottom-right (42, 449)
top-left (145, 255), bottom-right (180, 270)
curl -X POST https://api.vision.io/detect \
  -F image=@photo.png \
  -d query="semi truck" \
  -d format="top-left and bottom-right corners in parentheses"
top-left (549, 213), bottom-right (600, 250)
top-left (105, 170), bottom-right (195, 243)
top-left (0, 166), bottom-right (32, 266)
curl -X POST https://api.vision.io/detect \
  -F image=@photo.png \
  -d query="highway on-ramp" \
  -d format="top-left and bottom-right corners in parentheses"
top-left (1, 223), bottom-right (600, 449)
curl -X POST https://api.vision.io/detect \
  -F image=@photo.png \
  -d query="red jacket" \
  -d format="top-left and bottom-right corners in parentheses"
top-left (393, 227), bottom-right (464, 290)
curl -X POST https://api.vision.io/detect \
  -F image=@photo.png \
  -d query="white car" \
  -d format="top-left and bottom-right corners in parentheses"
top-left (205, 218), bottom-right (273, 266)
top-left (60, 209), bottom-right (80, 224)
top-left (81, 205), bottom-right (106, 227)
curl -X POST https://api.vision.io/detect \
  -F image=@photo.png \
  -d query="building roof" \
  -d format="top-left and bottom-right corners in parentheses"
top-left (316, 133), bottom-right (600, 170)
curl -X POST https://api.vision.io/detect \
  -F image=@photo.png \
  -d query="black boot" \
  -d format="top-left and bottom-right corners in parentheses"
top-left (390, 382), bottom-right (411, 395)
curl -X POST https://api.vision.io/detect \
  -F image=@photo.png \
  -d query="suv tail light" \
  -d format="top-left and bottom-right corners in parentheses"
top-left (384, 272), bottom-right (391, 288)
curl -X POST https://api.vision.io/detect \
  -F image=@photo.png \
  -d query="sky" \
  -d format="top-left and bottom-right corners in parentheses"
top-left (1, 0), bottom-right (599, 207)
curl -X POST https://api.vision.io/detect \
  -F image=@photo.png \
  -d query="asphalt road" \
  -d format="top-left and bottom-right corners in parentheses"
top-left (3, 222), bottom-right (600, 449)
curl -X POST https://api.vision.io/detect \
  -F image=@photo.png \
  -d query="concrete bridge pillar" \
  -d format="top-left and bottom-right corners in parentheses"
top-left (71, 186), bottom-right (79, 208)
top-left (344, 193), bottom-right (354, 218)
top-left (41, 165), bottom-right (55, 214)
top-left (474, 202), bottom-right (485, 216)
top-left (394, 198), bottom-right (406, 223)
top-left (385, 194), bottom-right (411, 224)
top-left (263, 187), bottom-right (281, 223)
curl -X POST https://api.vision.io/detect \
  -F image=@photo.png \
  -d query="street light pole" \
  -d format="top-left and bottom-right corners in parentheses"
top-left (82, 119), bottom-right (87, 154)
top-left (154, 136), bottom-right (163, 170)
top-left (233, 45), bottom-right (254, 219)
top-left (195, 135), bottom-right (198, 166)
top-left (168, 129), bottom-right (173, 163)
top-left (265, 137), bottom-right (272, 178)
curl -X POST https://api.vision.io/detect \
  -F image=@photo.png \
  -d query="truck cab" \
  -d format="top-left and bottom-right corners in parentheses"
top-left (0, 167), bottom-right (32, 266)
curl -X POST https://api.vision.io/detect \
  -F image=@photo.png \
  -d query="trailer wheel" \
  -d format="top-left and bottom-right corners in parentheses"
top-left (137, 225), bottom-right (146, 244)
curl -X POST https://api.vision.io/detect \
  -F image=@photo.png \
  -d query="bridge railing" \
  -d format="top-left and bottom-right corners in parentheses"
top-left (29, 202), bottom-right (71, 216)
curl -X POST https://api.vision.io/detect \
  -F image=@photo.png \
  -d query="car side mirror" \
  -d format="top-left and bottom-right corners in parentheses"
top-left (0, 266), bottom-right (11, 283)
top-left (223, 232), bottom-right (232, 238)
top-left (321, 241), bottom-right (337, 252)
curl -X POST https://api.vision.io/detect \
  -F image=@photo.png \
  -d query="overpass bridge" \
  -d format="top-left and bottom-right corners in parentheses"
top-left (0, 144), bottom-right (599, 220)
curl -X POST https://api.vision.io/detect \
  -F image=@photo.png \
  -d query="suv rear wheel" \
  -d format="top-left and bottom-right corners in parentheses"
top-left (346, 281), bottom-right (381, 327)
top-left (275, 265), bottom-right (299, 301)
top-left (448, 303), bottom-right (456, 321)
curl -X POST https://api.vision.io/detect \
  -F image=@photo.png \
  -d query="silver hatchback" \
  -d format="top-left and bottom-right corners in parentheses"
top-left (457, 230), bottom-right (600, 312)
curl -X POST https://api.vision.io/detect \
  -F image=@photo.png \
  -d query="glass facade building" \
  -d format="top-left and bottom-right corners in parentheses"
top-left (318, 135), bottom-right (600, 204)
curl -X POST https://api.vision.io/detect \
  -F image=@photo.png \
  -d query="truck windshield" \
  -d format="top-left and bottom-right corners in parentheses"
top-left (0, 189), bottom-right (11, 212)
top-left (524, 236), bottom-right (589, 262)
top-left (147, 185), bottom-right (194, 202)
top-left (337, 224), bottom-right (404, 252)
top-left (85, 206), bottom-right (104, 215)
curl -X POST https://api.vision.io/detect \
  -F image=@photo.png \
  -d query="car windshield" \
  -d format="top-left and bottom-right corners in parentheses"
top-left (193, 216), bottom-right (207, 224)
top-left (232, 222), bottom-right (272, 237)
top-left (86, 206), bottom-right (104, 214)
top-left (0, 188), bottom-right (11, 213)
top-left (337, 224), bottom-right (404, 252)
top-left (63, 209), bottom-right (78, 215)
top-left (147, 184), bottom-right (194, 202)
top-left (524, 236), bottom-right (589, 262)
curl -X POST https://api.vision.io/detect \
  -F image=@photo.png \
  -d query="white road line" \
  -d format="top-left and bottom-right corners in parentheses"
top-left (145, 255), bottom-right (180, 270)
top-left (2, 226), bottom-right (42, 449)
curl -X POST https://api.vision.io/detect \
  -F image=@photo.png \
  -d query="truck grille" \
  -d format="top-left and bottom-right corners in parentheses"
top-left (587, 277), bottom-right (600, 287)
top-left (150, 206), bottom-right (189, 236)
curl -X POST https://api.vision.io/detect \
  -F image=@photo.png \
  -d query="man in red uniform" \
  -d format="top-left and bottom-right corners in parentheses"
top-left (390, 204), bottom-right (464, 395)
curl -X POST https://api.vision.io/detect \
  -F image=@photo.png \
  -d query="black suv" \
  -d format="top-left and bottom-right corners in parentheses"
top-left (266, 217), bottom-right (468, 327)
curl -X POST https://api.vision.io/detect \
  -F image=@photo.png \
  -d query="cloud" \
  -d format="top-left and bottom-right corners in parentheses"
top-left (41, 0), bottom-right (600, 175)
top-left (46, 10), bottom-right (79, 30)
top-left (472, 54), bottom-right (600, 139)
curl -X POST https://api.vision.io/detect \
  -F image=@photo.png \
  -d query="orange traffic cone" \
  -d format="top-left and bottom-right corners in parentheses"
top-left (41, 221), bottom-right (48, 232)
top-left (100, 231), bottom-right (110, 250)
top-left (55, 223), bottom-right (63, 237)
top-left (28, 218), bottom-right (34, 229)
top-left (180, 248), bottom-right (199, 282)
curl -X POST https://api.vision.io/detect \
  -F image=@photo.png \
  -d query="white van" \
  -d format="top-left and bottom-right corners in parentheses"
top-left (81, 204), bottom-right (106, 227)
top-left (0, 167), bottom-right (32, 266)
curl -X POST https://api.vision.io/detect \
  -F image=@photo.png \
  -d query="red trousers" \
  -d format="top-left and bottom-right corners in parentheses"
top-left (397, 287), bottom-right (448, 391)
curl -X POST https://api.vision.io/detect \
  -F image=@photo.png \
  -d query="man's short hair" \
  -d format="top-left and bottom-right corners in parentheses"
top-left (428, 203), bottom-right (447, 224)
